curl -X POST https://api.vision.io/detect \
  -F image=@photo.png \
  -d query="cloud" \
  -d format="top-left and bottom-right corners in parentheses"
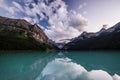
top-left (0, 0), bottom-right (88, 42)
top-left (12, 1), bottom-right (24, 12)
top-left (45, 27), bottom-right (80, 42)
top-left (35, 55), bottom-right (120, 80)
top-left (78, 5), bottom-right (83, 9)
top-left (69, 11), bottom-right (88, 31)
top-left (0, 1), bottom-right (15, 15)
top-left (83, 11), bottom-right (87, 15)
top-left (43, 0), bottom-right (88, 42)
top-left (23, 17), bottom-right (33, 23)
top-left (78, 2), bottom-right (87, 10)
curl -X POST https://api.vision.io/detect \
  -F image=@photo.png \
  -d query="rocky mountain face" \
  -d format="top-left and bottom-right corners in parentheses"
top-left (0, 16), bottom-right (53, 50)
top-left (63, 22), bottom-right (120, 50)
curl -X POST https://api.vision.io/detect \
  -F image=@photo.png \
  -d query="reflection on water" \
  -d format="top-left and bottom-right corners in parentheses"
top-left (0, 51), bottom-right (120, 80)
top-left (36, 52), bottom-right (120, 80)
top-left (0, 51), bottom-right (56, 80)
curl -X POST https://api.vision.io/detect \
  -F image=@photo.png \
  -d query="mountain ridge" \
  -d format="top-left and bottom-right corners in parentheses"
top-left (1, 16), bottom-right (120, 50)
top-left (0, 16), bottom-right (53, 50)
top-left (63, 22), bottom-right (120, 50)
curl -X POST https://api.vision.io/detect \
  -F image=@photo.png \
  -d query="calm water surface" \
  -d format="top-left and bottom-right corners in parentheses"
top-left (0, 51), bottom-right (120, 80)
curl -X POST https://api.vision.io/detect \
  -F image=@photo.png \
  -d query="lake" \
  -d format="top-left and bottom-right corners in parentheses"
top-left (0, 51), bottom-right (120, 80)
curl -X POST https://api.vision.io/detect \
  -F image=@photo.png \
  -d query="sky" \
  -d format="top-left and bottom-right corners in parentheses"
top-left (0, 0), bottom-right (120, 42)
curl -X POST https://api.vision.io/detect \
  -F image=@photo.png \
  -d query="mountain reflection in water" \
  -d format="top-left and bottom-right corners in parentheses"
top-left (0, 51), bottom-right (120, 80)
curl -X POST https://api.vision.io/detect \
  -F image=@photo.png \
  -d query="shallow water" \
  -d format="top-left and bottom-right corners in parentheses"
top-left (0, 51), bottom-right (120, 80)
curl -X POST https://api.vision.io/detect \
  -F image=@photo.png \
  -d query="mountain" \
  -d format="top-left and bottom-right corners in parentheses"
top-left (63, 22), bottom-right (120, 50)
top-left (0, 16), bottom-right (53, 50)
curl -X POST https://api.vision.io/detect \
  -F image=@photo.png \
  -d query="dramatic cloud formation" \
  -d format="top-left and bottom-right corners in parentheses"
top-left (0, 0), bottom-right (120, 42)
top-left (0, 0), bottom-right (88, 42)
top-left (36, 56), bottom-right (120, 80)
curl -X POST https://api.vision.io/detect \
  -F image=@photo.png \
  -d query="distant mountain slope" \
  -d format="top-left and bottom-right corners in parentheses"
top-left (63, 22), bottom-right (120, 50)
top-left (0, 16), bottom-right (53, 50)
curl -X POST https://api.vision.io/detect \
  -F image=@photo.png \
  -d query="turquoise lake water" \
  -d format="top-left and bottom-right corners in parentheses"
top-left (0, 51), bottom-right (120, 80)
